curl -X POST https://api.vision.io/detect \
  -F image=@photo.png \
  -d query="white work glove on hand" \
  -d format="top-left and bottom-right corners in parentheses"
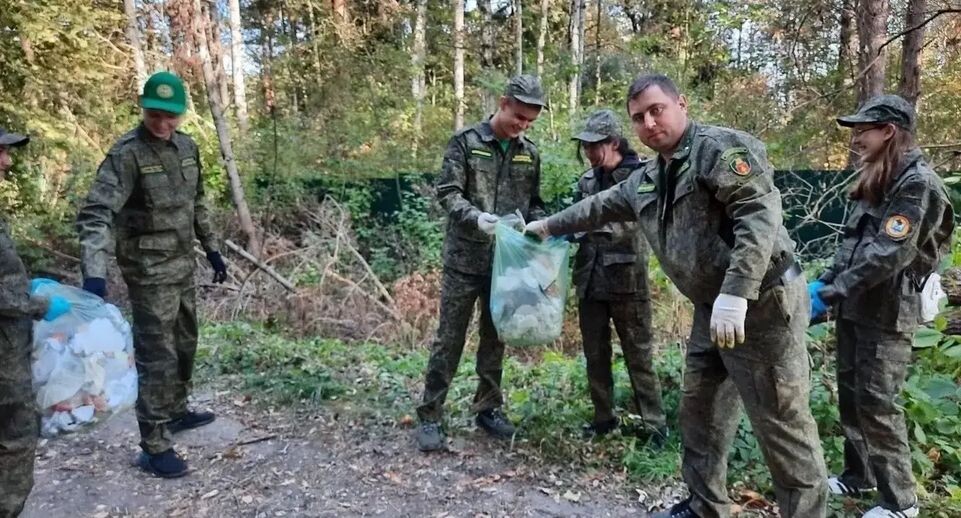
top-left (477, 212), bottom-right (499, 235)
top-left (710, 293), bottom-right (748, 349)
top-left (524, 220), bottom-right (551, 240)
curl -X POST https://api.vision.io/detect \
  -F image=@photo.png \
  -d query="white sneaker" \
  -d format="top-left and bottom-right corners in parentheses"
top-left (828, 476), bottom-right (876, 496)
top-left (862, 503), bottom-right (920, 518)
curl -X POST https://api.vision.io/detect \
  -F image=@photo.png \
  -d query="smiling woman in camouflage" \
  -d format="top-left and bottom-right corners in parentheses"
top-left (811, 95), bottom-right (954, 518)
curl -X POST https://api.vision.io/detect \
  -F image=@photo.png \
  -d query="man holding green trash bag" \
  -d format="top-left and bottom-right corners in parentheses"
top-left (527, 74), bottom-right (827, 518)
top-left (0, 128), bottom-right (72, 517)
top-left (77, 71), bottom-right (227, 478)
top-left (570, 109), bottom-right (666, 442)
top-left (415, 75), bottom-right (548, 452)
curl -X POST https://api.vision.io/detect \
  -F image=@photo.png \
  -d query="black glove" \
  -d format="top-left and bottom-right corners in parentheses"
top-left (207, 251), bottom-right (227, 284)
top-left (82, 277), bottom-right (107, 298)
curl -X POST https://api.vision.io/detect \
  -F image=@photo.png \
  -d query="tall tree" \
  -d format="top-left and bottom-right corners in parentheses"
top-left (206, 1), bottom-right (231, 113)
top-left (194, 0), bottom-right (260, 254)
top-left (515, 0), bottom-right (523, 75)
top-left (123, 0), bottom-right (147, 93)
top-left (855, 0), bottom-right (890, 106)
top-left (898, 0), bottom-right (927, 106)
top-left (411, 0), bottom-right (428, 155)
top-left (568, 0), bottom-right (585, 115)
top-left (593, 0), bottom-right (602, 106)
top-left (454, 0), bottom-right (465, 129)
top-left (332, 0), bottom-right (350, 42)
top-left (837, 0), bottom-right (855, 90)
top-left (228, 0), bottom-right (250, 133)
top-left (536, 0), bottom-right (550, 78)
top-left (479, 0), bottom-right (496, 114)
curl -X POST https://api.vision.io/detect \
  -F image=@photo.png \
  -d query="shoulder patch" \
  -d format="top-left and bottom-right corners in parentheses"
top-left (636, 182), bottom-right (656, 194)
top-left (140, 165), bottom-right (164, 174)
top-left (730, 156), bottom-right (752, 176)
top-left (470, 149), bottom-right (493, 158)
top-left (884, 214), bottom-right (912, 240)
top-left (512, 154), bottom-right (533, 164)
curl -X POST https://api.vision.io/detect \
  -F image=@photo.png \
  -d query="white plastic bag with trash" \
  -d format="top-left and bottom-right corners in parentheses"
top-left (489, 218), bottom-right (571, 346)
top-left (31, 280), bottom-right (137, 437)
top-left (920, 273), bottom-right (946, 323)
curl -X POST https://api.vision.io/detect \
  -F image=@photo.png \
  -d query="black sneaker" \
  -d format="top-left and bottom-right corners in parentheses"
top-left (647, 426), bottom-right (670, 450)
top-left (651, 497), bottom-right (700, 518)
top-left (168, 410), bottom-right (216, 434)
top-left (475, 409), bottom-right (516, 439)
top-left (416, 421), bottom-right (446, 452)
top-left (582, 417), bottom-right (620, 438)
top-left (137, 449), bottom-right (189, 478)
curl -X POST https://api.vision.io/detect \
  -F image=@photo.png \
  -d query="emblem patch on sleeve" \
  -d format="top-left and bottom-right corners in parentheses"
top-left (884, 214), bottom-right (912, 239)
top-left (730, 156), bottom-right (752, 176)
top-left (636, 183), bottom-right (656, 194)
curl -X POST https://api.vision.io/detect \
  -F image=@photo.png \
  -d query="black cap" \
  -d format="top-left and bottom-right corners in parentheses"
top-left (505, 75), bottom-right (549, 110)
top-left (0, 128), bottom-right (29, 147)
top-left (837, 94), bottom-right (915, 132)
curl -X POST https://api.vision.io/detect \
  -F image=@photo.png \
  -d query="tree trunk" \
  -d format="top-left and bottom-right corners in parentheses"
top-left (593, 0), bottom-right (601, 106)
top-left (898, 0), bottom-right (927, 106)
top-left (568, 0), bottom-right (584, 116)
top-left (479, 1), bottom-right (495, 114)
top-left (454, 0), bottom-right (465, 130)
top-left (411, 0), bottom-right (428, 156)
top-left (206, 1), bottom-right (231, 114)
top-left (837, 0), bottom-right (855, 90)
top-left (332, 0), bottom-right (350, 43)
top-left (123, 0), bottom-right (147, 94)
top-left (515, 0), bottom-right (523, 75)
top-left (536, 0), bottom-right (550, 78)
top-left (194, 0), bottom-right (260, 255)
top-left (228, 0), bottom-right (250, 133)
top-left (855, 0), bottom-right (890, 106)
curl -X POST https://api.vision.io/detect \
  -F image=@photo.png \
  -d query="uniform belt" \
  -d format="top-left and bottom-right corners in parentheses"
top-left (761, 254), bottom-right (800, 290)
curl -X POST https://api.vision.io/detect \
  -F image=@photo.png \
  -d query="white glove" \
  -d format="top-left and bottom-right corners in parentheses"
top-left (524, 220), bottom-right (551, 240)
top-left (477, 212), bottom-right (499, 235)
top-left (710, 294), bottom-right (748, 348)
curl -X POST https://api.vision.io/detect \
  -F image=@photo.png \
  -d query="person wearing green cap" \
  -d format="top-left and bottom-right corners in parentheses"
top-left (76, 71), bottom-right (227, 478)
top-left (810, 94), bottom-right (954, 518)
top-left (414, 74), bottom-right (547, 452)
top-left (569, 109), bottom-right (666, 443)
top-left (0, 128), bottom-right (72, 516)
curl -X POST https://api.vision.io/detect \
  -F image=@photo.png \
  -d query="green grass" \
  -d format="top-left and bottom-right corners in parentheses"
top-left (196, 320), bottom-right (961, 515)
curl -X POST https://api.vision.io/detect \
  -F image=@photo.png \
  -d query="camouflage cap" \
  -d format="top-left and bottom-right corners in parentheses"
top-left (837, 94), bottom-right (915, 132)
top-left (573, 109), bottom-right (622, 143)
top-left (505, 74), bottom-right (549, 109)
top-left (0, 128), bottom-right (29, 147)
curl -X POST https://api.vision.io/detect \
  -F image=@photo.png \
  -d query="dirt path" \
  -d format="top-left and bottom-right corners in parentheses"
top-left (22, 390), bottom-right (688, 518)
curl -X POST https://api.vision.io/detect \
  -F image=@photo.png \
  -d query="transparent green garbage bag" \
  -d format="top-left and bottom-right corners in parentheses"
top-left (489, 220), bottom-right (570, 346)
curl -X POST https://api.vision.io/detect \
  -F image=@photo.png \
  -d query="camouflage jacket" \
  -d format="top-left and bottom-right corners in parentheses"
top-left (0, 219), bottom-right (48, 377)
top-left (821, 148), bottom-right (954, 331)
top-left (437, 120), bottom-right (546, 275)
top-left (572, 153), bottom-right (651, 300)
top-left (76, 125), bottom-right (220, 285)
top-left (547, 122), bottom-right (797, 305)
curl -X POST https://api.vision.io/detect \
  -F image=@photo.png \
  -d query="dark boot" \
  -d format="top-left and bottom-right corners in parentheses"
top-left (168, 410), bottom-right (216, 434)
top-left (582, 417), bottom-right (620, 438)
top-left (137, 449), bottom-right (189, 478)
top-left (475, 409), bottom-right (516, 439)
top-left (651, 497), bottom-right (700, 518)
top-left (415, 421), bottom-right (446, 452)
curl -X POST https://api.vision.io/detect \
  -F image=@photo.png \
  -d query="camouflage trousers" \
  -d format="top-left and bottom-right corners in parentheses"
top-left (835, 318), bottom-right (916, 510)
top-left (127, 282), bottom-right (198, 454)
top-left (681, 278), bottom-right (827, 518)
top-left (417, 268), bottom-right (505, 423)
top-left (578, 297), bottom-right (665, 429)
top-left (0, 319), bottom-right (38, 518)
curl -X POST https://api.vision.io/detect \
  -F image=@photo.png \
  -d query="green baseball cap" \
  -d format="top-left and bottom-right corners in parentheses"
top-left (140, 71), bottom-right (188, 115)
top-left (837, 94), bottom-right (915, 132)
top-left (505, 74), bottom-right (549, 110)
top-left (573, 109), bottom-right (622, 143)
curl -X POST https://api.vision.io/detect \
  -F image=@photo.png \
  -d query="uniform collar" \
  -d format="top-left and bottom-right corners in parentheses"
top-left (656, 121), bottom-right (696, 168)
top-left (893, 147), bottom-right (924, 181)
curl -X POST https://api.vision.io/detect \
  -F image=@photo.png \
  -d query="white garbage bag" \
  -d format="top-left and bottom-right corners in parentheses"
top-left (31, 280), bottom-right (137, 437)
top-left (921, 273), bottom-right (946, 323)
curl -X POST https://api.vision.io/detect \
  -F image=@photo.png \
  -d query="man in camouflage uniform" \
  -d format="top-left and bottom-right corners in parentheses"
top-left (415, 75), bottom-right (548, 451)
top-left (0, 128), bottom-right (71, 517)
top-left (77, 72), bottom-right (227, 478)
top-left (527, 74), bottom-right (827, 518)
top-left (570, 110), bottom-right (666, 442)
